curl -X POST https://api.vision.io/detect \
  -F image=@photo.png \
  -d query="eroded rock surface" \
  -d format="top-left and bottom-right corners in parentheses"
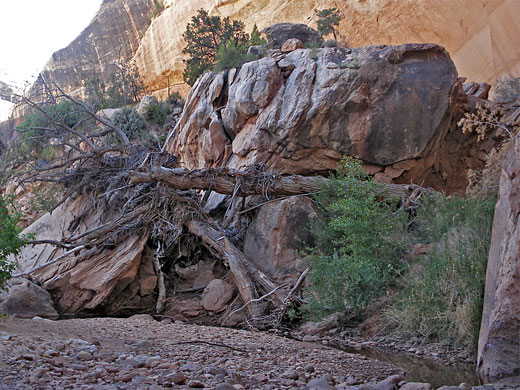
top-left (133, 0), bottom-right (519, 97)
top-left (477, 136), bottom-right (520, 382)
top-left (0, 279), bottom-right (58, 320)
top-left (26, 0), bottom-right (156, 99)
top-left (11, 197), bottom-right (155, 315)
top-left (165, 44), bottom-right (458, 190)
top-left (263, 23), bottom-right (323, 49)
top-left (243, 196), bottom-right (318, 276)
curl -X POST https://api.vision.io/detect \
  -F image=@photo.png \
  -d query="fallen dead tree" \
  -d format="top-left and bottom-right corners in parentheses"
top-left (128, 165), bottom-right (423, 200)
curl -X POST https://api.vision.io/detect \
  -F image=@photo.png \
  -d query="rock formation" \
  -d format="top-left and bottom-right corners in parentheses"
top-left (477, 136), bottom-right (520, 382)
top-left (164, 43), bottom-right (465, 191)
top-left (133, 0), bottom-right (520, 97)
top-left (0, 279), bottom-right (59, 319)
top-left (12, 196), bottom-right (156, 315)
top-left (29, 0), bottom-right (156, 99)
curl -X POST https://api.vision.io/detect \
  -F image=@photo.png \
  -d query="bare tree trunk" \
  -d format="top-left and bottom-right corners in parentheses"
top-left (186, 220), bottom-right (261, 318)
top-left (129, 166), bottom-right (422, 199)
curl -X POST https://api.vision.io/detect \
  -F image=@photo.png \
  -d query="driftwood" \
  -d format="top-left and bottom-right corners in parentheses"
top-left (129, 166), bottom-right (423, 199)
top-left (187, 220), bottom-right (261, 318)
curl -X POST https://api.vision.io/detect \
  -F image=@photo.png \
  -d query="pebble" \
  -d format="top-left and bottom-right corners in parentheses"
top-left (308, 378), bottom-right (332, 390)
top-left (169, 371), bottom-right (187, 385)
top-left (216, 384), bottom-right (236, 390)
top-left (77, 351), bottom-right (92, 360)
top-left (187, 380), bottom-right (205, 388)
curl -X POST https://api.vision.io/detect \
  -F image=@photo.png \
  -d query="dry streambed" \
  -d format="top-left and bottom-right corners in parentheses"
top-left (0, 316), bottom-right (401, 389)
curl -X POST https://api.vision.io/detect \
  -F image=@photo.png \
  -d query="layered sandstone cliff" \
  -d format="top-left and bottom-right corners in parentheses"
top-left (31, 0), bottom-right (156, 98)
top-left (134, 0), bottom-right (520, 97)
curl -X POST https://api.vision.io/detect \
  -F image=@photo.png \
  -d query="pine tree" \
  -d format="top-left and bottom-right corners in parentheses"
top-left (249, 24), bottom-right (266, 46)
top-left (315, 8), bottom-right (342, 40)
top-left (182, 9), bottom-right (249, 86)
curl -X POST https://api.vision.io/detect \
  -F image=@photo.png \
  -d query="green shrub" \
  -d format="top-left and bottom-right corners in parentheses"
top-left (145, 101), bottom-right (169, 125)
top-left (305, 157), bottom-right (407, 322)
top-left (214, 43), bottom-right (255, 73)
top-left (167, 91), bottom-right (182, 103)
top-left (324, 39), bottom-right (338, 48)
top-left (10, 100), bottom-right (88, 165)
top-left (112, 107), bottom-right (147, 141)
top-left (384, 194), bottom-right (495, 350)
top-left (0, 195), bottom-right (29, 290)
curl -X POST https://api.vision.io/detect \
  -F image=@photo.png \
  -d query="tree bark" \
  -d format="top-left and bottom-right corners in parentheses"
top-left (129, 166), bottom-right (421, 199)
top-left (186, 220), bottom-right (261, 318)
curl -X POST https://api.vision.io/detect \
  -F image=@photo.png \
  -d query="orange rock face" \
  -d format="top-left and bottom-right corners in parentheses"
top-left (134, 0), bottom-right (520, 97)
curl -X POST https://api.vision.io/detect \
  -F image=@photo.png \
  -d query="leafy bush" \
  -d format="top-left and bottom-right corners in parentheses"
top-left (112, 107), bottom-right (147, 141)
top-left (145, 101), bottom-right (170, 125)
top-left (384, 194), bottom-right (495, 350)
top-left (85, 64), bottom-right (144, 110)
top-left (324, 39), bottom-right (338, 48)
top-left (305, 157), bottom-right (407, 322)
top-left (214, 43), bottom-right (255, 73)
top-left (7, 100), bottom-right (88, 166)
top-left (0, 195), bottom-right (29, 290)
top-left (17, 100), bottom-right (86, 134)
top-left (167, 91), bottom-right (182, 103)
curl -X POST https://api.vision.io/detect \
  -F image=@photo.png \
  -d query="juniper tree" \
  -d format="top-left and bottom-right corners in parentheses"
top-left (182, 9), bottom-right (249, 86)
top-left (315, 8), bottom-right (342, 40)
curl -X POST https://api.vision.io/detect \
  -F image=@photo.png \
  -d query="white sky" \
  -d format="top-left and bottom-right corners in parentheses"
top-left (0, 0), bottom-right (103, 120)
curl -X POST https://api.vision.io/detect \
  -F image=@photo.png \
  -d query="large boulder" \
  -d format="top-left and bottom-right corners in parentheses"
top-left (11, 197), bottom-right (152, 315)
top-left (137, 95), bottom-right (158, 115)
top-left (477, 136), bottom-right (520, 382)
top-left (165, 43), bottom-right (459, 190)
top-left (201, 279), bottom-right (234, 312)
top-left (0, 279), bottom-right (58, 319)
top-left (243, 196), bottom-right (318, 275)
top-left (262, 23), bottom-right (323, 49)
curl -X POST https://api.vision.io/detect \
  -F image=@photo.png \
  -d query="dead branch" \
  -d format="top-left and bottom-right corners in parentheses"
top-left (171, 341), bottom-right (248, 354)
top-left (12, 245), bottom-right (86, 278)
top-left (187, 220), bottom-right (261, 318)
top-left (153, 254), bottom-right (167, 313)
top-left (227, 283), bottom-right (289, 317)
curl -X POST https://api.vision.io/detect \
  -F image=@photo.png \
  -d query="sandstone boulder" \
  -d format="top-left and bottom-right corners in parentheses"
top-left (201, 279), bottom-right (234, 312)
top-left (262, 23), bottom-right (323, 49)
top-left (11, 197), bottom-right (152, 315)
top-left (477, 136), bottom-right (520, 382)
top-left (96, 108), bottom-right (121, 121)
top-left (0, 279), bottom-right (58, 319)
top-left (299, 313), bottom-right (344, 335)
top-left (165, 44), bottom-right (458, 190)
top-left (281, 38), bottom-right (303, 53)
top-left (243, 196), bottom-right (318, 275)
top-left (137, 95), bottom-right (158, 115)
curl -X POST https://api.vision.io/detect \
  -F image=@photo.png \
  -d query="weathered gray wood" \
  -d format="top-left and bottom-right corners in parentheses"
top-left (129, 166), bottom-right (420, 199)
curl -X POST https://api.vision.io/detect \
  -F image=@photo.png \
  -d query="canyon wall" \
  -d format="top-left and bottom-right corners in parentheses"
top-left (134, 0), bottom-right (520, 97)
top-left (31, 0), bottom-right (157, 98)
